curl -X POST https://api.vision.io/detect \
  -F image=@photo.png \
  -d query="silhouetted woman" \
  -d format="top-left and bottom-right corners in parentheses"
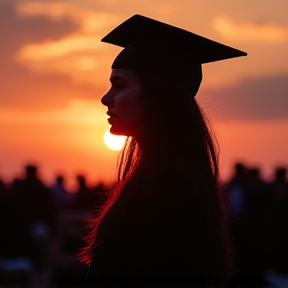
top-left (80, 15), bottom-right (247, 287)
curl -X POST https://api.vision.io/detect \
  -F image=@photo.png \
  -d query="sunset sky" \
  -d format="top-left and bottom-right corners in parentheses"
top-left (1, 0), bottom-right (287, 190)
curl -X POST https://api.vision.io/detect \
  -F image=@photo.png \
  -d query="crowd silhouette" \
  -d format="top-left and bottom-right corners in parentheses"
top-left (0, 164), bottom-right (108, 287)
top-left (0, 162), bottom-right (287, 287)
top-left (226, 163), bottom-right (288, 287)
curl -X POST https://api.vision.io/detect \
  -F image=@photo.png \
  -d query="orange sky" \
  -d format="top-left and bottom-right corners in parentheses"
top-left (1, 0), bottom-right (288, 190)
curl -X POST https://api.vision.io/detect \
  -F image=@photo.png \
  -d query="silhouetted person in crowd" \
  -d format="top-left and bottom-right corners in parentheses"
top-left (227, 164), bottom-right (271, 286)
top-left (0, 178), bottom-right (38, 286)
top-left (19, 165), bottom-right (57, 234)
top-left (0, 178), bottom-right (32, 258)
top-left (242, 167), bottom-right (269, 286)
top-left (245, 167), bottom-right (269, 233)
top-left (226, 163), bottom-right (250, 286)
top-left (226, 163), bottom-right (248, 220)
top-left (72, 175), bottom-right (92, 211)
top-left (7, 164), bottom-right (57, 271)
top-left (50, 175), bottom-right (72, 210)
top-left (0, 179), bottom-right (7, 219)
top-left (79, 15), bottom-right (247, 287)
top-left (264, 167), bottom-right (288, 286)
top-left (268, 167), bottom-right (288, 204)
top-left (0, 178), bottom-right (6, 197)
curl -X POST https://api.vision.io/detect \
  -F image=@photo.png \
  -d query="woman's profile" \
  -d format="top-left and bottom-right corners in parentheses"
top-left (79, 14), bottom-right (247, 287)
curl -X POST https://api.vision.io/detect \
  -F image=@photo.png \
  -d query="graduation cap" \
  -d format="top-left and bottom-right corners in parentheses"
top-left (102, 14), bottom-right (247, 96)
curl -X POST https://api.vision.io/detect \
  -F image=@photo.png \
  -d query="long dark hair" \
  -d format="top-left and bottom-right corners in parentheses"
top-left (79, 70), bottom-right (230, 276)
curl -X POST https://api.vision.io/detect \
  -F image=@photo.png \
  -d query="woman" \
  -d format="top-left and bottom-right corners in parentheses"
top-left (80, 15), bottom-right (247, 287)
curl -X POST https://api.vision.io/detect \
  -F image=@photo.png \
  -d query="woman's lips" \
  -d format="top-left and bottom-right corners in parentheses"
top-left (107, 111), bottom-right (115, 117)
top-left (107, 117), bottom-right (113, 124)
top-left (107, 111), bottom-right (116, 124)
top-left (107, 114), bottom-right (116, 124)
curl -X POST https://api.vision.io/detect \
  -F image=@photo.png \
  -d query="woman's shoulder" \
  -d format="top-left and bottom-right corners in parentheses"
top-left (130, 160), bottom-right (202, 211)
top-left (138, 159), bottom-right (198, 192)
top-left (139, 157), bottom-right (188, 179)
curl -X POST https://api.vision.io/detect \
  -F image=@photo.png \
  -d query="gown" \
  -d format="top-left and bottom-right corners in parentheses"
top-left (85, 163), bottom-right (227, 287)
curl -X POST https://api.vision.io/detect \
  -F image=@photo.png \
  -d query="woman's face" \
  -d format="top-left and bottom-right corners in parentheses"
top-left (101, 69), bottom-right (146, 137)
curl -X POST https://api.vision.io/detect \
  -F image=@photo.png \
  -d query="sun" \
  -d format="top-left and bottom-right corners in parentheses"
top-left (104, 129), bottom-right (126, 151)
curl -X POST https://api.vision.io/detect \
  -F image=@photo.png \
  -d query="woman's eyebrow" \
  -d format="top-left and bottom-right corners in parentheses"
top-left (109, 75), bottom-right (126, 83)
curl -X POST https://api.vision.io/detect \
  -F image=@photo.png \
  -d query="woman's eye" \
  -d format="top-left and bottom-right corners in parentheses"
top-left (114, 82), bottom-right (125, 90)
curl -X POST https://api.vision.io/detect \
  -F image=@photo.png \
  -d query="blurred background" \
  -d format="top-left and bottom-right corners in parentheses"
top-left (0, 0), bottom-right (287, 287)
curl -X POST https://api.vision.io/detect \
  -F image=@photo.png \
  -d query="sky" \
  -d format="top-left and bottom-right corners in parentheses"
top-left (1, 0), bottom-right (288, 190)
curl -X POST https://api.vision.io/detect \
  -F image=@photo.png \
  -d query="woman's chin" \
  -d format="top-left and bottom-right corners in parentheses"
top-left (110, 127), bottom-right (128, 137)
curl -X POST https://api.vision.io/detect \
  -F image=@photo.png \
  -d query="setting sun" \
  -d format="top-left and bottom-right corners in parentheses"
top-left (104, 129), bottom-right (126, 151)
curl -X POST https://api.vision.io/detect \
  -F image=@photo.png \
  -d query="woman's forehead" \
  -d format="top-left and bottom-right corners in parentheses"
top-left (110, 69), bottom-right (138, 81)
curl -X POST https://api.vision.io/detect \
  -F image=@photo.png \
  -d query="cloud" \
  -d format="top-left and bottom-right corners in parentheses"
top-left (14, 1), bottom-right (120, 85)
top-left (212, 16), bottom-right (288, 42)
top-left (15, 38), bottom-right (114, 86)
top-left (15, 1), bottom-right (119, 33)
top-left (0, 2), bottom-right (107, 110)
top-left (0, 99), bottom-right (107, 127)
top-left (0, 2), bottom-right (78, 53)
top-left (17, 35), bottom-right (103, 59)
top-left (199, 73), bottom-right (288, 121)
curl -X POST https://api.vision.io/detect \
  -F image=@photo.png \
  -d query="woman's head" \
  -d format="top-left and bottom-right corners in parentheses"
top-left (101, 69), bottom-right (147, 138)
top-left (101, 68), bottom-right (204, 149)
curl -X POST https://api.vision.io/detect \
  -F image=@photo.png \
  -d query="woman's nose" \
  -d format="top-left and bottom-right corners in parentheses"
top-left (101, 89), bottom-right (113, 106)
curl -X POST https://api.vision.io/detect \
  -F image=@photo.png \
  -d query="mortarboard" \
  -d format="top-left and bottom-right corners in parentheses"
top-left (102, 14), bottom-right (247, 96)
